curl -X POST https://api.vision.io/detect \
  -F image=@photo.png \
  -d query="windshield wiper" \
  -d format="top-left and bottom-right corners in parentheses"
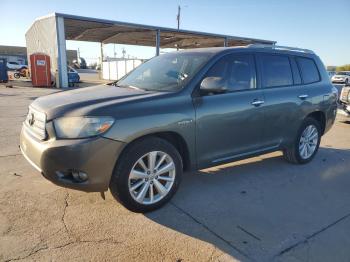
top-left (117, 84), bottom-right (154, 92)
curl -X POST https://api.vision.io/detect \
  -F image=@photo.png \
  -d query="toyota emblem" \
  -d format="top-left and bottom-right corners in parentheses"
top-left (28, 113), bottom-right (35, 126)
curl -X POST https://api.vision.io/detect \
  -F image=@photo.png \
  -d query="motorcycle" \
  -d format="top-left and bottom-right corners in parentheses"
top-left (14, 68), bottom-right (29, 79)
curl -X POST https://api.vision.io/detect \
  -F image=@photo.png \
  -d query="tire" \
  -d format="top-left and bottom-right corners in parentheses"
top-left (14, 73), bottom-right (20, 79)
top-left (109, 137), bottom-right (183, 213)
top-left (283, 117), bottom-right (321, 164)
top-left (346, 79), bottom-right (349, 86)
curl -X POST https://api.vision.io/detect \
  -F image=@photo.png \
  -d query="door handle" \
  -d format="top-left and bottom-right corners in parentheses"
top-left (251, 100), bottom-right (265, 106)
top-left (298, 94), bottom-right (309, 100)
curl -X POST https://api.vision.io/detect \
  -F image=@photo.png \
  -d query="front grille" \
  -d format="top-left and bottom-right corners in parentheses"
top-left (24, 107), bottom-right (47, 140)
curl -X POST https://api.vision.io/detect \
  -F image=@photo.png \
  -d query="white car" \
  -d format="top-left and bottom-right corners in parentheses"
top-left (6, 61), bottom-right (27, 71)
top-left (331, 71), bottom-right (350, 85)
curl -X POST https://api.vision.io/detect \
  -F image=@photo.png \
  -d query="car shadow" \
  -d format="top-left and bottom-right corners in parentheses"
top-left (145, 147), bottom-right (350, 261)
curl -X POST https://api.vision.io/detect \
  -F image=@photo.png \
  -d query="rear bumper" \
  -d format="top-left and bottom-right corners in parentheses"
top-left (20, 124), bottom-right (125, 192)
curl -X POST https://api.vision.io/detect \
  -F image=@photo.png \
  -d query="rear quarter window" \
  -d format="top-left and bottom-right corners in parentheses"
top-left (260, 54), bottom-right (293, 88)
top-left (296, 57), bottom-right (320, 84)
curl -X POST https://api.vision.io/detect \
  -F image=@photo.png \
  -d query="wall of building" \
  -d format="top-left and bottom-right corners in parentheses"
top-left (26, 16), bottom-right (59, 85)
top-left (66, 50), bottom-right (78, 65)
top-left (0, 46), bottom-right (27, 65)
top-left (26, 15), bottom-right (69, 87)
top-left (102, 59), bottom-right (144, 80)
top-left (0, 55), bottom-right (26, 65)
top-left (0, 45), bottom-right (76, 66)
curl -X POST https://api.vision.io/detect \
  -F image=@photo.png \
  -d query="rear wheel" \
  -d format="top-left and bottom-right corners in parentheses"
top-left (345, 78), bottom-right (349, 86)
top-left (284, 117), bottom-right (321, 164)
top-left (109, 137), bottom-right (183, 213)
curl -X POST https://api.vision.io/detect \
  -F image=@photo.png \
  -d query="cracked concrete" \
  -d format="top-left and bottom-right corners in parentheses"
top-left (1, 85), bottom-right (350, 261)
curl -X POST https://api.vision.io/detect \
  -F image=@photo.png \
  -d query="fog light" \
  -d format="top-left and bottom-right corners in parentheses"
top-left (72, 170), bottom-right (88, 182)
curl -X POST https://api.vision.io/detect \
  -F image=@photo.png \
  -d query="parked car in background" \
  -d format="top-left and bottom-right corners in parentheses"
top-left (331, 71), bottom-right (350, 85)
top-left (72, 57), bottom-right (87, 69)
top-left (68, 66), bottom-right (80, 87)
top-left (339, 86), bottom-right (350, 117)
top-left (6, 61), bottom-right (27, 71)
top-left (20, 45), bottom-right (337, 212)
top-left (327, 71), bottom-right (336, 79)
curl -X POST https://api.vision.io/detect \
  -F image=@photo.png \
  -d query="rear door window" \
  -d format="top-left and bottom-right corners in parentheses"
top-left (260, 54), bottom-right (293, 88)
top-left (296, 57), bottom-right (320, 84)
top-left (290, 57), bottom-right (302, 85)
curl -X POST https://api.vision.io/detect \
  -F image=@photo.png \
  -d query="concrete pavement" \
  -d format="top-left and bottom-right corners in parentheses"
top-left (0, 85), bottom-right (349, 261)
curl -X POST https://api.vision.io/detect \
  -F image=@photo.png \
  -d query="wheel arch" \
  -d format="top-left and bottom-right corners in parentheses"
top-left (118, 131), bottom-right (192, 172)
top-left (306, 111), bottom-right (326, 135)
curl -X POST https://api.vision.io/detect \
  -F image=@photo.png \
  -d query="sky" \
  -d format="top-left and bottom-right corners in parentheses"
top-left (0, 0), bottom-right (348, 66)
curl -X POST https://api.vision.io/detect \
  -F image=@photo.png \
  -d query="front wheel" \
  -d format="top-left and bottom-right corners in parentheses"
top-left (109, 137), bottom-right (183, 213)
top-left (284, 117), bottom-right (321, 164)
top-left (14, 73), bottom-right (20, 79)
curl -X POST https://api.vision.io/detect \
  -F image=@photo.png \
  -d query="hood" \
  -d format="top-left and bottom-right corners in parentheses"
top-left (31, 85), bottom-right (165, 120)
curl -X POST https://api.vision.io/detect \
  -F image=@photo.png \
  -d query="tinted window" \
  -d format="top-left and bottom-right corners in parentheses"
top-left (260, 55), bottom-right (293, 88)
top-left (205, 54), bottom-right (256, 92)
top-left (296, 57), bottom-right (320, 84)
top-left (290, 58), bottom-right (302, 85)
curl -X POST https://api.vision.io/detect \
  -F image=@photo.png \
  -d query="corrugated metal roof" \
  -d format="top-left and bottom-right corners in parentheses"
top-left (35, 13), bottom-right (276, 49)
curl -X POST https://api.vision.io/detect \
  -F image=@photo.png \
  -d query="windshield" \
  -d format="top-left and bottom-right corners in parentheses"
top-left (336, 72), bottom-right (349, 75)
top-left (117, 52), bottom-right (212, 92)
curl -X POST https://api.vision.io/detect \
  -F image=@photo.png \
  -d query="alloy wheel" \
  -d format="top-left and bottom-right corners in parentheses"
top-left (128, 151), bottom-right (176, 205)
top-left (299, 125), bottom-right (319, 159)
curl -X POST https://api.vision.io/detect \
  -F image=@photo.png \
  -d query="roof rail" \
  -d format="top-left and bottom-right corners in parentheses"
top-left (247, 44), bottom-right (315, 54)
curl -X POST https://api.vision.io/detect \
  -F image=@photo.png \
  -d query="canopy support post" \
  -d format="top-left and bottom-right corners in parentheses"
top-left (156, 29), bottom-right (160, 56)
top-left (100, 42), bottom-right (104, 79)
top-left (224, 37), bottom-right (228, 47)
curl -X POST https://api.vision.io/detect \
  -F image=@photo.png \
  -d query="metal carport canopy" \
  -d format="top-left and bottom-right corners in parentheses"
top-left (59, 13), bottom-right (276, 49)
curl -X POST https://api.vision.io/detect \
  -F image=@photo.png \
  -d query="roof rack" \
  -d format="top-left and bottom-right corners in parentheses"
top-left (246, 44), bottom-right (315, 54)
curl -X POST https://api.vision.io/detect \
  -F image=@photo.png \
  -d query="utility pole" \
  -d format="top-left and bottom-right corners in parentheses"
top-left (177, 5), bottom-right (181, 30)
top-left (122, 48), bottom-right (126, 59)
top-left (176, 5), bottom-right (181, 51)
top-left (176, 5), bottom-right (187, 50)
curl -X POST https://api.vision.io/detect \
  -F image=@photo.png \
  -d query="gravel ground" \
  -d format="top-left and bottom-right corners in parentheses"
top-left (0, 84), bottom-right (349, 262)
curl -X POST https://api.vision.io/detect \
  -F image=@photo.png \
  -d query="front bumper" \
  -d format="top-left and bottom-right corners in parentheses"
top-left (337, 104), bottom-right (350, 117)
top-left (20, 124), bottom-right (125, 192)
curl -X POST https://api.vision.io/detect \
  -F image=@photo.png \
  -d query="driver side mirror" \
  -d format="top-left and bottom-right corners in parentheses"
top-left (200, 77), bottom-right (227, 94)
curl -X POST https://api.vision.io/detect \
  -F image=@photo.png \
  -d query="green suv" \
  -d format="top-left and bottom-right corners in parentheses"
top-left (20, 45), bottom-right (337, 212)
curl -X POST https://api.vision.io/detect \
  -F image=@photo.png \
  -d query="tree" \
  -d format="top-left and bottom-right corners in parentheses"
top-left (336, 64), bottom-right (350, 71)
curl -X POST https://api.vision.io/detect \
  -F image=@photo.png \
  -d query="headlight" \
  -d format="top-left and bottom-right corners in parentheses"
top-left (54, 116), bottom-right (114, 139)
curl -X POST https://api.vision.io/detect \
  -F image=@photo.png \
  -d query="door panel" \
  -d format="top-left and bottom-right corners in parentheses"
top-left (257, 54), bottom-right (306, 148)
top-left (194, 90), bottom-right (265, 168)
top-left (261, 86), bottom-right (306, 147)
top-left (193, 53), bottom-right (265, 168)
